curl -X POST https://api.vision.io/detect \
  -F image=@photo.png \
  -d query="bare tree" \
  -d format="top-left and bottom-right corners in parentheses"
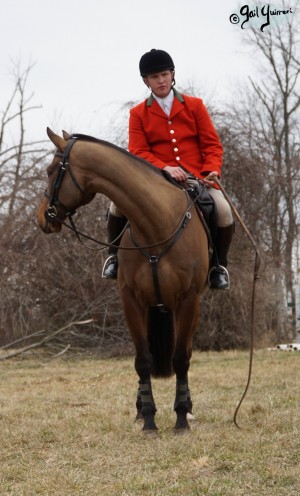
top-left (246, 5), bottom-right (300, 338)
top-left (0, 65), bottom-right (130, 350)
top-left (0, 64), bottom-right (48, 224)
top-left (1, 57), bottom-right (296, 353)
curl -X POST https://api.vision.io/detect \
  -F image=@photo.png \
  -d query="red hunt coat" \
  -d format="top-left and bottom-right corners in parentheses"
top-left (128, 89), bottom-right (223, 180)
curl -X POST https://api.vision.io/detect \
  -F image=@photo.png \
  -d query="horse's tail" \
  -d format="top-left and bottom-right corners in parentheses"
top-left (147, 306), bottom-right (174, 378)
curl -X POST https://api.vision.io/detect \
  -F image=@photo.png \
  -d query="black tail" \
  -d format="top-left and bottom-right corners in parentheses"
top-left (147, 306), bottom-right (174, 378)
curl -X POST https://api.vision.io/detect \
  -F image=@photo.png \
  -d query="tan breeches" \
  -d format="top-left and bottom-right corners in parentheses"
top-left (109, 202), bottom-right (123, 217)
top-left (206, 187), bottom-right (233, 227)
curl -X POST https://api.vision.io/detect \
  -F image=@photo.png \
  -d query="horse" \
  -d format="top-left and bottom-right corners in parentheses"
top-left (37, 128), bottom-right (209, 432)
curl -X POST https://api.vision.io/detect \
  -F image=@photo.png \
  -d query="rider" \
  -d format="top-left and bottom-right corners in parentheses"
top-left (102, 49), bottom-right (234, 289)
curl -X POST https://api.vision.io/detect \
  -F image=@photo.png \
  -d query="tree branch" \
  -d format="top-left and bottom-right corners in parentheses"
top-left (0, 319), bottom-right (94, 360)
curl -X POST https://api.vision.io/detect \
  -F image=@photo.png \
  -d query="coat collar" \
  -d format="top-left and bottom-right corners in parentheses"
top-left (146, 88), bottom-right (185, 119)
top-left (146, 88), bottom-right (184, 107)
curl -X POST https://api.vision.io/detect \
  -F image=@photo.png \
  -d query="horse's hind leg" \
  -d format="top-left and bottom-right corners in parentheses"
top-left (172, 291), bottom-right (199, 431)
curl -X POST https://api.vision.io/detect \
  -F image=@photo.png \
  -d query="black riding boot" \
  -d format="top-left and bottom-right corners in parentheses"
top-left (209, 223), bottom-right (235, 290)
top-left (102, 213), bottom-right (127, 279)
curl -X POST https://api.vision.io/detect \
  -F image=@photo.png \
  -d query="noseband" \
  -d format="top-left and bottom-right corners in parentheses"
top-left (45, 137), bottom-right (87, 223)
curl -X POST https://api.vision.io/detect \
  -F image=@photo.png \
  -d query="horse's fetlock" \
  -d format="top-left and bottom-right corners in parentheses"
top-left (174, 401), bottom-right (189, 414)
top-left (142, 403), bottom-right (157, 416)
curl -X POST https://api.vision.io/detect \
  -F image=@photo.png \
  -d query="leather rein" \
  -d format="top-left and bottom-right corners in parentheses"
top-left (44, 136), bottom-right (198, 251)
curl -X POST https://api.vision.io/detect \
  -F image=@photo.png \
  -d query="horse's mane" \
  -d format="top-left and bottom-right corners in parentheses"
top-left (69, 133), bottom-right (163, 177)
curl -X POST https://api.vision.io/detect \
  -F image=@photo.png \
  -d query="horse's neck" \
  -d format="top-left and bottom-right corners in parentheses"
top-left (79, 142), bottom-right (185, 240)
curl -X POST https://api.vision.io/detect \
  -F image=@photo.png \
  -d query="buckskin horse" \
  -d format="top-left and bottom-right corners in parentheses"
top-left (37, 128), bottom-right (209, 432)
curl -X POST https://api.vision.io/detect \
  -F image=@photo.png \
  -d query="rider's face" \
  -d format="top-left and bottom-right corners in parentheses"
top-left (143, 70), bottom-right (174, 98)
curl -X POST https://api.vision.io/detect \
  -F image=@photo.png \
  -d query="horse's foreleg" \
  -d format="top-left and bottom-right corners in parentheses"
top-left (174, 378), bottom-right (190, 430)
top-left (172, 291), bottom-right (200, 431)
top-left (120, 287), bottom-right (158, 431)
top-left (135, 376), bottom-right (157, 431)
top-left (134, 343), bottom-right (158, 430)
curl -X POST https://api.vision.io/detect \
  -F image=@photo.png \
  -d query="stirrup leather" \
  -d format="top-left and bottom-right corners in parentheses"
top-left (208, 265), bottom-right (230, 289)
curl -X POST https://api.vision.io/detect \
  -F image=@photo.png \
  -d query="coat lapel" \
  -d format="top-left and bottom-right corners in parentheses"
top-left (170, 96), bottom-right (184, 119)
top-left (146, 89), bottom-right (185, 119)
top-left (147, 97), bottom-right (168, 119)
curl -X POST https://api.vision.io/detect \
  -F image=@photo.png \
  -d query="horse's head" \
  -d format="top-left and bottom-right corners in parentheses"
top-left (37, 128), bottom-right (95, 233)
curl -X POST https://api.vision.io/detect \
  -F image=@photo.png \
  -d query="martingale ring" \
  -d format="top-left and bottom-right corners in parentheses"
top-left (45, 205), bottom-right (58, 220)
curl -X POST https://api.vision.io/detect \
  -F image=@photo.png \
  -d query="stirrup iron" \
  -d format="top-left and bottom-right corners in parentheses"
top-left (208, 265), bottom-right (230, 289)
top-left (102, 255), bottom-right (118, 279)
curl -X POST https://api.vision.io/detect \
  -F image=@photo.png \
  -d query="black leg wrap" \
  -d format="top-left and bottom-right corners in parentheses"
top-left (174, 380), bottom-right (190, 430)
top-left (139, 381), bottom-right (157, 431)
top-left (135, 387), bottom-right (143, 420)
top-left (187, 388), bottom-right (193, 414)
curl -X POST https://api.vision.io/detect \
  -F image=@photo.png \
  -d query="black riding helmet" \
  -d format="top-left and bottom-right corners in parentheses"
top-left (139, 49), bottom-right (175, 77)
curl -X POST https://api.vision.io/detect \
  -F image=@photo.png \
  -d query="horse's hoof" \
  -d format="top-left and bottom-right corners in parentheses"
top-left (135, 412), bottom-right (143, 422)
top-left (142, 413), bottom-right (158, 431)
top-left (143, 427), bottom-right (159, 436)
top-left (174, 417), bottom-right (190, 431)
top-left (143, 422), bottom-right (158, 431)
top-left (187, 412), bottom-right (195, 420)
top-left (173, 425), bottom-right (190, 434)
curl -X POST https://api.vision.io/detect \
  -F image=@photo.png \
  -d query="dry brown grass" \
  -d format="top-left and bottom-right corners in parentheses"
top-left (0, 350), bottom-right (299, 495)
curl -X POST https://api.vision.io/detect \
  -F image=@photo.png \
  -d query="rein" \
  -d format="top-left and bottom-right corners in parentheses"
top-left (44, 137), bottom-right (201, 253)
top-left (44, 136), bottom-right (200, 309)
top-left (48, 189), bottom-right (197, 253)
top-left (214, 178), bottom-right (261, 429)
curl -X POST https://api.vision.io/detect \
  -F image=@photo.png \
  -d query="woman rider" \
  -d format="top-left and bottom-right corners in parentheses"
top-left (102, 49), bottom-right (234, 290)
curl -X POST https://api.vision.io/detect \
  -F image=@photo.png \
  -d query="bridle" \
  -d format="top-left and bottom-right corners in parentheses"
top-left (44, 137), bottom-right (94, 224)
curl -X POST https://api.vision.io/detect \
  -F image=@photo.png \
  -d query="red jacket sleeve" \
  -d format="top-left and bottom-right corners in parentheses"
top-left (128, 107), bottom-right (167, 169)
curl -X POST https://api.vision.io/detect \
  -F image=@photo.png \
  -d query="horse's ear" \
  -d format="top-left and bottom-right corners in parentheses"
top-left (47, 127), bottom-right (67, 151)
top-left (62, 130), bottom-right (71, 140)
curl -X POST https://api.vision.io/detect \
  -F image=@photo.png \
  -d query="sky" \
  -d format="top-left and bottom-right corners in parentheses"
top-left (0, 0), bottom-right (298, 144)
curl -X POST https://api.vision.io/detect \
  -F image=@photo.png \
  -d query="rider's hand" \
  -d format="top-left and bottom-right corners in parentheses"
top-left (202, 171), bottom-right (219, 188)
top-left (163, 166), bottom-right (188, 182)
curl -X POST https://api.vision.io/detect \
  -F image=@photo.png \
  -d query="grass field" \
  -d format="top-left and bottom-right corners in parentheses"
top-left (0, 350), bottom-right (299, 495)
